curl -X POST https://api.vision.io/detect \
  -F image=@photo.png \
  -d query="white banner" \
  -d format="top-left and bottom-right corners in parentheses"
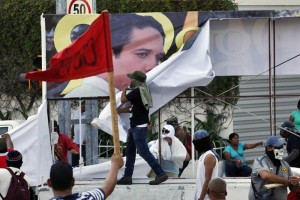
top-left (9, 101), bottom-right (52, 186)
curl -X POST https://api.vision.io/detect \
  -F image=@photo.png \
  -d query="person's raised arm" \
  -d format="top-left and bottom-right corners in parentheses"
top-left (1, 133), bottom-right (13, 149)
top-left (120, 83), bottom-right (129, 104)
top-left (101, 154), bottom-right (124, 198)
top-left (245, 142), bottom-right (263, 150)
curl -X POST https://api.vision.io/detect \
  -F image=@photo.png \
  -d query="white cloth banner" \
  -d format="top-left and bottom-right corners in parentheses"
top-left (96, 20), bottom-right (214, 142)
top-left (8, 101), bottom-right (52, 186)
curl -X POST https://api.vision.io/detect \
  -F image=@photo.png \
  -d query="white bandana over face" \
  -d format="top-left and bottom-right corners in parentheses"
top-left (149, 124), bottom-right (186, 168)
top-left (161, 125), bottom-right (175, 139)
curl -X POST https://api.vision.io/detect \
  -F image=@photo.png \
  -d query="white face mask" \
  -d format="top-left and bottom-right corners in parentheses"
top-left (274, 148), bottom-right (284, 160)
top-left (161, 125), bottom-right (175, 139)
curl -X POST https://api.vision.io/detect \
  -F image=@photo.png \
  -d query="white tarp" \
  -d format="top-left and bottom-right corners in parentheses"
top-left (8, 101), bottom-right (52, 186)
top-left (95, 20), bottom-right (214, 142)
top-left (74, 155), bottom-right (150, 180)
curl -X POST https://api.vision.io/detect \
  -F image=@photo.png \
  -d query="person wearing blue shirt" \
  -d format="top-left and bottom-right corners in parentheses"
top-left (289, 99), bottom-right (300, 130)
top-left (223, 133), bottom-right (263, 177)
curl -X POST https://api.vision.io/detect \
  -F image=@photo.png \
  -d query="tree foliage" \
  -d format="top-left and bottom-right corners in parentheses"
top-left (0, 0), bottom-right (56, 119)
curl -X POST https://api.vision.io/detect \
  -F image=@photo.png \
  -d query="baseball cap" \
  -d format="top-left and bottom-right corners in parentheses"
top-left (193, 129), bottom-right (209, 140)
top-left (127, 71), bottom-right (147, 82)
top-left (266, 136), bottom-right (284, 147)
top-left (165, 115), bottom-right (178, 124)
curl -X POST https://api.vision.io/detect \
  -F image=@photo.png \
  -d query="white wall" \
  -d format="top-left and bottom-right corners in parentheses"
top-left (235, 0), bottom-right (300, 10)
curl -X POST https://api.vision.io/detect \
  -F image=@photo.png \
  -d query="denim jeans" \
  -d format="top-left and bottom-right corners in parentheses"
top-left (225, 161), bottom-right (252, 177)
top-left (124, 127), bottom-right (165, 177)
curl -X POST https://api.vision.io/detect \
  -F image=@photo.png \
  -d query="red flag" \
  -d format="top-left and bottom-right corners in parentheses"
top-left (25, 11), bottom-right (113, 82)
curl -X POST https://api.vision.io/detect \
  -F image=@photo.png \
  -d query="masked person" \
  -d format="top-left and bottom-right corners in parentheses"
top-left (249, 136), bottom-right (299, 200)
top-left (148, 124), bottom-right (190, 178)
top-left (193, 129), bottom-right (220, 200)
top-left (280, 121), bottom-right (300, 168)
top-left (116, 71), bottom-right (168, 185)
top-left (165, 116), bottom-right (191, 177)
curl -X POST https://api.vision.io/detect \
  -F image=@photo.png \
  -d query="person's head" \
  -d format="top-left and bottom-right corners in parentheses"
top-left (6, 150), bottom-right (23, 169)
top-left (54, 120), bottom-right (60, 134)
top-left (0, 138), bottom-right (7, 153)
top-left (297, 99), bottom-right (300, 109)
top-left (228, 133), bottom-right (239, 146)
top-left (80, 100), bottom-right (85, 113)
top-left (127, 71), bottom-right (147, 89)
top-left (265, 136), bottom-right (284, 164)
top-left (166, 115), bottom-right (179, 130)
top-left (207, 178), bottom-right (227, 200)
top-left (107, 13), bottom-right (165, 88)
top-left (193, 129), bottom-right (212, 154)
top-left (48, 161), bottom-right (74, 192)
top-left (161, 125), bottom-right (175, 144)
top-left (280, 121), bottom-right (296, 138)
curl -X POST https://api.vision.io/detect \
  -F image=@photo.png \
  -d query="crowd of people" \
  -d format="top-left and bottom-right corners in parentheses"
top-left (2, 73), bottom-right (300, 200)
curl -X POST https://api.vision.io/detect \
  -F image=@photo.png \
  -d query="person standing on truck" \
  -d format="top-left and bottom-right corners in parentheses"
top-left (165, 116), bottom-right (192, 177)
top-left (0, 133), bottom-right (14, 168)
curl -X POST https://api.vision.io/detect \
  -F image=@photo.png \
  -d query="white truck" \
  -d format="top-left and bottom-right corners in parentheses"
top-left (0, 120), bottom-right (25, 135)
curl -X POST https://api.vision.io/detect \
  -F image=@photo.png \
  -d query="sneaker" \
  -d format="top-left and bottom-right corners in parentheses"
top-left (149, 173), bottom-right (168, 185)
top-left (117, 176), bottom-right (132, 185)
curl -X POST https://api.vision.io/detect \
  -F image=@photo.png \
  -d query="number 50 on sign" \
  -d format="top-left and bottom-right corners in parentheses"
top-left (67, 0), bottom-right (93, 14)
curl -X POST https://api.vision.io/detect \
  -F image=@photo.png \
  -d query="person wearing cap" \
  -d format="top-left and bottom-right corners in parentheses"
top-left (223, 132), bottom-right (263, 177)
top-left (0, 133), bottom-right (14, 168)
top-left (248, 136), bottom-right (299, 200)
top-left (0, 150), bottom-right (30, 199)
top-left (117, 71), bottom-right (168, 185)
top-left (207, 178), bottom-right (227, 200)
top-left (165, 115), bottom-right (192, 177)
top-left (148, 124), bottom-right (190, 178)
top-left (48, 154), bottom-right (124, 200)
top-left (280, 121), bottom-right (300, 168)
top-left (193, 129), bottom-right (220, 200)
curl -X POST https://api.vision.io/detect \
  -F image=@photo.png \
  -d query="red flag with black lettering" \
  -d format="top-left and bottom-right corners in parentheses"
top-left (25, 11), bottom-right (113, 82)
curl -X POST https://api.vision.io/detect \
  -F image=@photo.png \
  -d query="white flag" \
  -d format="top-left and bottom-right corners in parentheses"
top-left (9, 100), bottom-right (52, 186)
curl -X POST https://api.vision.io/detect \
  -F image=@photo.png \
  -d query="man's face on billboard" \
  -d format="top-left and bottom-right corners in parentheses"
top-left (111, 27), bottom-right (164, 88)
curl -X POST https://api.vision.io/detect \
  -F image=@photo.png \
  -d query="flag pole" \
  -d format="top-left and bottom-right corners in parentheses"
top-left (102, 10), bottom-right (121, 155)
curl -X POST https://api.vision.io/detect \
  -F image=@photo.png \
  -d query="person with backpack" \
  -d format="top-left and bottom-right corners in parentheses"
top-left (166, 116), bottom-right (192, 177)
top-left (0, 150), bottom-right (30, 200)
